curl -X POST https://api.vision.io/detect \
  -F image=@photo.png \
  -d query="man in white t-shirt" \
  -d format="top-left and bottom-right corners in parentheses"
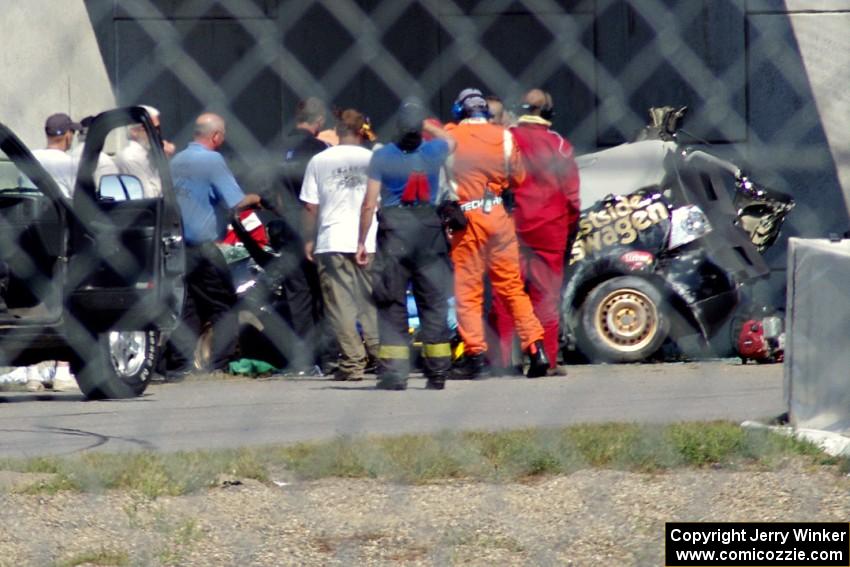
top-left (31, 113), bottom-right (81, 199)
top-left (116, 105), bottom-right (175, 198)
top-left (23, 113), bottom-right (82, 391)
top-left (300, 109), bottom-right (379, 381)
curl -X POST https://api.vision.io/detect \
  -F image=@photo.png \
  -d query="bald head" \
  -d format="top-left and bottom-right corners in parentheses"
top-left (522, 89), bottom-right (553, 118)
top-left (194, 112), bottom-right (227, 149)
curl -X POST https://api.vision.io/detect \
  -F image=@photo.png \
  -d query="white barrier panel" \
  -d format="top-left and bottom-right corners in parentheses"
top-left (785, 237), bottom-right (850, 431)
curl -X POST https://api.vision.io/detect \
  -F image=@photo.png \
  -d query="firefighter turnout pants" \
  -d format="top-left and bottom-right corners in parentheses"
top-left (451, 207), bottom-right (544, 355)
top-left (372, 207), bottom-right (452, 381)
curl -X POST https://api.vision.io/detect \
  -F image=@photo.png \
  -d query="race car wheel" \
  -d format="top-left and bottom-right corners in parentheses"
top-left (577, 276), bottom-right (670, 363)
top-left (72, 330), bottom-right (157, 399)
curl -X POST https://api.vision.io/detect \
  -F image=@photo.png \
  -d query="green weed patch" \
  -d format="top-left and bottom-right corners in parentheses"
top-left (0, 422), bottom-right (839, 498)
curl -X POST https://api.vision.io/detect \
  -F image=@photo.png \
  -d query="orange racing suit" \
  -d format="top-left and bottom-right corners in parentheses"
top-left (445, 118), bottom-right (544, 355)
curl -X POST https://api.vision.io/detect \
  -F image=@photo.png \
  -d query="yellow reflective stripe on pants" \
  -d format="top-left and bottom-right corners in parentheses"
top-left (422, 343), bottom-right (451, 358)
top-left (379, 344), bottom-right (409, 360)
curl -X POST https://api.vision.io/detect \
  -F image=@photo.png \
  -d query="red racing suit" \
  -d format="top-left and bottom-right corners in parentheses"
top-left (489, 116), bottom-right (580, 368)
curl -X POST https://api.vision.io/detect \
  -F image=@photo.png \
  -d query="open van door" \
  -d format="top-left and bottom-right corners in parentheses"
top-left (67, 107), bottom-right (185, 398)
top-left (0, 124), bottom-right (69, 333)
top-left (70, 106), bottom-right (184, 331)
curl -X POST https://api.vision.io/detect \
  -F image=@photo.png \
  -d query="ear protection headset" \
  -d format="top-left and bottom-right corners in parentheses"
top-left (519, 90), bottom-right (555, 120)
top-left (451, 100), bottom-right (466, 122)
top-left (520, 102), bottom-right (555, 121)
top-left (452, 89), bottom-right (489, 121)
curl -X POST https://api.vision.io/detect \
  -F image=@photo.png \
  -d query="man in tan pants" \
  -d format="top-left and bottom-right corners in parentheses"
top-left (301, 110), bottom-right (379, 380)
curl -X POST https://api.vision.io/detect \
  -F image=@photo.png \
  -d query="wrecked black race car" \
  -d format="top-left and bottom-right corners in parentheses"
top-left (561, 108), bottom-right (794, 363)
top-left (219, 213), bottom-right (455, 373)
top-left (199, 212), bottom-right (296, 372)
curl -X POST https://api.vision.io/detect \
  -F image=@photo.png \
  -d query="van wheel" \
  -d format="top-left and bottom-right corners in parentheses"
top-left (576, 277), bottom-right (670, 363)
top-left (72, 330), bottom-right (157, 399)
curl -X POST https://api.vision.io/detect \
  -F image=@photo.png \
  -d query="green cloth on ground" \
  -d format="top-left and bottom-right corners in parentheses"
top-left (228, 358), bottom-right (279, 376)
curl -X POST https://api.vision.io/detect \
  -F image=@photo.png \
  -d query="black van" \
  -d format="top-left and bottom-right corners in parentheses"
top-left (0, 107), bottom-right (185, 398)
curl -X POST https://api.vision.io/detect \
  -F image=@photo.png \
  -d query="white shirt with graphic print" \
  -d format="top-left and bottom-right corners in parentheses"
top-left (299, 144), bottom-right (377, 254)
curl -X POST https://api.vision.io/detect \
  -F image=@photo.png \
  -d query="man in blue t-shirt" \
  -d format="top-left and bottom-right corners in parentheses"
top-left (356, 98), bottom-right (456, 390)
top-left (163, 112), bottom-right (261, 377)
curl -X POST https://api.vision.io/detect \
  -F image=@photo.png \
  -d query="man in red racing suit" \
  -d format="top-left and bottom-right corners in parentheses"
top-left (489, 89), bottom-right (580, 375)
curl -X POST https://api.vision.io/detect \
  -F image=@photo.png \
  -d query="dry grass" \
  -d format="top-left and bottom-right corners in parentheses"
top-left (0, 421), bottom-right (837, 499)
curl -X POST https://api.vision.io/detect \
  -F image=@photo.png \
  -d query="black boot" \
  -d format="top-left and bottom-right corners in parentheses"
top-left (363, 355), bottom-right (379, 375)
top-left (425, 373), bottom-right (446, 390)
top-left (376, 374), bottom-right (407, 390)
top-left (450, 352), bottom-right (486, 380)
top-left (526, 340), bottom-right (549, 378)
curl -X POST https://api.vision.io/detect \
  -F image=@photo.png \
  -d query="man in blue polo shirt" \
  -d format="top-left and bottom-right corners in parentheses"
top-left (164, 112), bottom-right (261, 377)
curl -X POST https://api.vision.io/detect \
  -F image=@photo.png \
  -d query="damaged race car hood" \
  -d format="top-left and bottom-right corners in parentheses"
top-left (668, 150), bottom-right (771, 283)
top-left (571, 148), bottom-right (777, 285)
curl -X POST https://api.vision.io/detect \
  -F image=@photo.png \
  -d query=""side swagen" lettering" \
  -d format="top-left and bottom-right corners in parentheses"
top-left (570, 193), bottom-right (668, 264)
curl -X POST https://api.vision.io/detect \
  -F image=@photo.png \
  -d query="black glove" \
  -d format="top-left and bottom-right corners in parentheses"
top-left (437, 200), bottom-right (468, 231)
top-left (501, 189), bottom-right (516, 213)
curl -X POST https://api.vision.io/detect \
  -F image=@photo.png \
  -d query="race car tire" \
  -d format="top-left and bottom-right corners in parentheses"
top-left (576, 276), bottom-right (670, 363)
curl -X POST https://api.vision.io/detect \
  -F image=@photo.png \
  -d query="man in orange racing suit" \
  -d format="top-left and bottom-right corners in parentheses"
top-left (445, 88), bottom-right (549, 379)
top-left (489, 89), bottom-right (581, 376)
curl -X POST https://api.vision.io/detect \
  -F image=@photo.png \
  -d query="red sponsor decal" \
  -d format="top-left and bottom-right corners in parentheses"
top-left (620, 250), bottom-right (654, 270)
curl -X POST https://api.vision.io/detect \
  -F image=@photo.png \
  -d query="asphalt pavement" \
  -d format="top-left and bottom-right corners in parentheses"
top-left (0, 360), bottom-right (784, 458)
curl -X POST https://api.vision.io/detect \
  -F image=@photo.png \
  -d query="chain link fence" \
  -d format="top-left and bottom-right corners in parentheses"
top-left (0, 0), bottom-right (845, 405)
top-left (1, 0), bottom-right (849, 562)
top-left (0, 3), bottom-right (844, 401)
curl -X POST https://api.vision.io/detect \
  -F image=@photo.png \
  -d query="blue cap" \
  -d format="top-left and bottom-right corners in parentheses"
top-left (398, 97), bottom-right (426, 133)
top-left (44, 113), bottom-right (81, 136)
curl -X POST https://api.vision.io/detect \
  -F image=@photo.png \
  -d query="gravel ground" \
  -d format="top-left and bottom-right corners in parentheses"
top-left (1, 459), bottom-right (847, 566)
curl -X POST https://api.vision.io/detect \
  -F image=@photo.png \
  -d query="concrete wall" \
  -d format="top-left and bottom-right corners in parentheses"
top-left (0, 0), bottom-right (116, 148)
top-left (743, 3), bottom-right (850, 308)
